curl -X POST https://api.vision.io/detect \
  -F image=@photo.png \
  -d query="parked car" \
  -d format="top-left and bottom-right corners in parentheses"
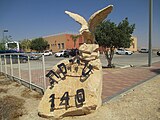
top-left (0, 50), bottom-right (18, 54)
top-left (29, 52), bottom-right (41, 60)
top-left (42, 50), bottom-right (52, 56)
top-left (54, 50), bottom-right (66, 57)
top-left (0, 50), bottom-right (28, 64)
top-left (139, 48), bottom-right (149, 53)
top-left (12, 54), bottom-right (28, 63)
top-left (63, 50), bottom-right (70, 58)
top-left (69, 48), bottom-right (79, 57)
top-left (157, 51), bottom-right (160, 56)
top-left (115, 48), bottom-right (133, 55)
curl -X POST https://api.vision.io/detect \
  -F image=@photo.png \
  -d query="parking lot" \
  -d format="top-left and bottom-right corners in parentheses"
top-left (3, 51), bottom-right (159, 71)
top-left (6, 51), bottom-right (160, 75)
top-left (43, 52), bottom-right (160, 70)
top-left (112, 52), bottom-right (160, 67)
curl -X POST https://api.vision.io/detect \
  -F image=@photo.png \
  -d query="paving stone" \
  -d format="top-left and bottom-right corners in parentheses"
top-left (102, 61), bottom-right (160, 101)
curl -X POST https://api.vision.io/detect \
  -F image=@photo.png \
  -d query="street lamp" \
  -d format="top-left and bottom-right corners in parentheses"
top-left (2, 29), bottom-right (8, 42)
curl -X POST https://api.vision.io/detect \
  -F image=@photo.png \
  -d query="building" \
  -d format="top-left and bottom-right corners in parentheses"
top-left (43, 33), bottom-right (84, 52)
top-left (43, 33), bottom-right (137, 53)
top-left (126, 36), bottom-right (138, 52)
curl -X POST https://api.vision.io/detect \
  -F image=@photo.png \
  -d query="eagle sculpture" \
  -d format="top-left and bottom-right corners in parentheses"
top-left (65, 5), bottom-right (113, 44)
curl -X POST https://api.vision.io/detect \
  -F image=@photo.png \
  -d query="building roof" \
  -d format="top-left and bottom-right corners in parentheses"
top-left (43, 32), bottom-right (79, 38)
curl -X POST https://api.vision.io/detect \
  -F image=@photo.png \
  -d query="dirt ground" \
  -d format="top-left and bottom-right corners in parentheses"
top-left (0, 74), bottom-right (160, 120)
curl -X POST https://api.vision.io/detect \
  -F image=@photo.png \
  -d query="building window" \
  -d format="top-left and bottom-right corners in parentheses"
top-left (61, 43), bottom-right (64, 49)
top-left (58, 43), bottom-right (61, 49)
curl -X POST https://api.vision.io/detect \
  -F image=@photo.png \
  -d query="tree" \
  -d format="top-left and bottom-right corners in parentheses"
top-left (19, 39), bottom-right (31, 52)
top-left (30, 38), bottom-right (48, 52)
top-left (95, 18), bottom-right (135, 67)
top-left (0, 35), bottom-right (12, 50)
top-left (70, 35), bottom-right (80, 48)
top-left (19, 39), bottom-right (31, 51)
top-left (0, 43), bottom-right (5, 50)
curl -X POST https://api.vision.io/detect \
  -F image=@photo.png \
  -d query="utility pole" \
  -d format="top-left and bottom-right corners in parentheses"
top-left (148, 0), bottom-right (153, 67)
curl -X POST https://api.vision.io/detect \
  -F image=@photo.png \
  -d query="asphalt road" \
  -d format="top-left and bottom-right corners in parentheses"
top-left (43, 52), bottom-right (160, 69)
top-left (100, 52), bottom-right (160, 67)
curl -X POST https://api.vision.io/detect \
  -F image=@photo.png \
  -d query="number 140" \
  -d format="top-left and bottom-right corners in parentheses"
top-left (49, 88), bottom-right (85, 111)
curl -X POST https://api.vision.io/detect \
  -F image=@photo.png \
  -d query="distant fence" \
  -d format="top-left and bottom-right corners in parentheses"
top-left (0, 53), bottom-right (47, 93)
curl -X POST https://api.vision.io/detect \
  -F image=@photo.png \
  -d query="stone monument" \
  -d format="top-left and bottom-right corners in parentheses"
top-left (38, 5), bottom-right (113, 119)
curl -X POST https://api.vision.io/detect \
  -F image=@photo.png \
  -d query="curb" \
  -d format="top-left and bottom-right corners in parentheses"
top-left (102, 64), bottom-right (133, 69)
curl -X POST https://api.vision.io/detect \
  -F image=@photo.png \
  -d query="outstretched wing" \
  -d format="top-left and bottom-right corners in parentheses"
top-left (88, 5), bottom-right (113, 32)
top-left (65, 11), bottom-right (88, 28)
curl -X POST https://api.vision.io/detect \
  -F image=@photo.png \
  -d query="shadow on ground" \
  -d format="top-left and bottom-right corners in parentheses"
top-left (150, 69), bottom-right (160, 74)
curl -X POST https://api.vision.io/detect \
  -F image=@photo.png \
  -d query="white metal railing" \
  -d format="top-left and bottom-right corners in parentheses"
top-left (0, 53), bottom-right (46, 92)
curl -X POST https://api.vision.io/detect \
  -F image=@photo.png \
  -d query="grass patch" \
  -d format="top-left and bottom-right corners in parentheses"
top-left (21, 88), bottom-right (42, 100)
top-left (14, 83), bottom-right (21, 87)
top-left (0, 80), bottom-right (13, 86)
top-left (0, 88), bottom-right (8, 93)
top-left (0, 95), bottom-right (26, 120)
top-left (0, 75), bottom-right (5, 79)
top-left (21, 89), bottom-right (32, 98)
top-left (32, 94), bottom-right (43, 100)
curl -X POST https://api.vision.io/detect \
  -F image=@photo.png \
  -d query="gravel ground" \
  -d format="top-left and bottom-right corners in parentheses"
top-left (0, 74), bottom-right (160, 120)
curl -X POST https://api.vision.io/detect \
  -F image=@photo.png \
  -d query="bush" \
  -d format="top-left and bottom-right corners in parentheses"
top-left (0, 96), bottom-right (25, 119)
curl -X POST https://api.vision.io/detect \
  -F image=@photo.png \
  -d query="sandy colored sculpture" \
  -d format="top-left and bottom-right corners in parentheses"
top-left (65, 5), bottom-right (113, 43)
top-left (38, 5), bottom-right (113, 119)
top-left (38, 44), bottom-right (103, 119)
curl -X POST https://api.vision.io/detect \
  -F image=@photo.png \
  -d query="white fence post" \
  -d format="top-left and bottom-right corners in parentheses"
top-left (0, 55), bottom-right (2, 73)
top-left (42, 54), bottom-right (46, 91)
top-left (10, 54), bottom-right (13, 76)
top-left (18, 55), bottom-right (21, 79)
top-left (28, 56), bottom-right (32, 89)
top-left (4, 55), bottom-right (7, 74)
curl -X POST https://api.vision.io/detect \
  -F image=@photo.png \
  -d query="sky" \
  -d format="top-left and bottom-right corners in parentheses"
top-left (0, 0), bottom-right (159, 48)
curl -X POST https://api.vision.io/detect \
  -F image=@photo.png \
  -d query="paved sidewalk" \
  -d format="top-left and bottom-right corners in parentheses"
top-left (102, 61), bottom-right (160, 102)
